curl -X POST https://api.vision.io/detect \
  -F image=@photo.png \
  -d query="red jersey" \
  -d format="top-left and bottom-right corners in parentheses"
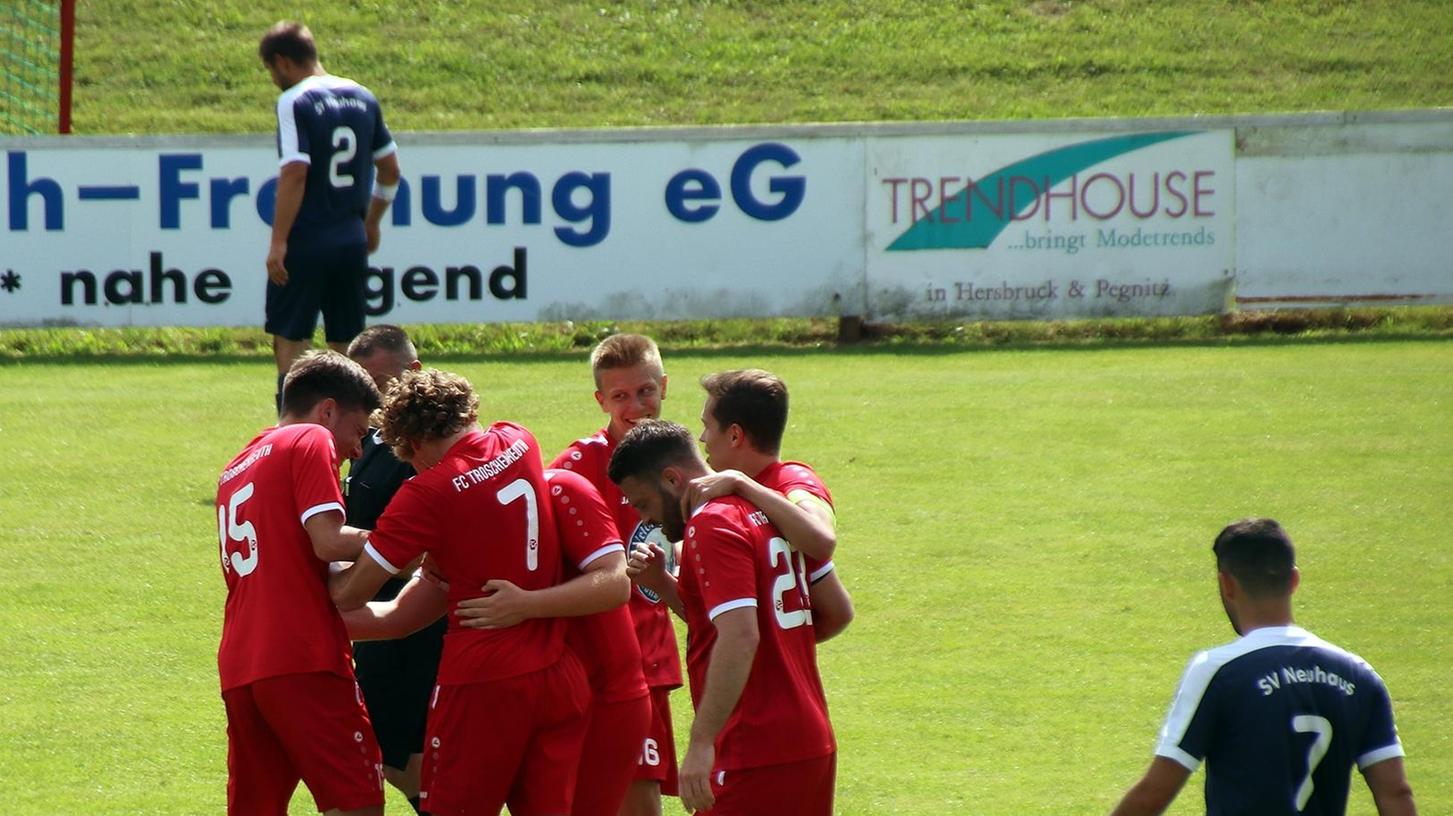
top-left (216, 424), bottom-right (354, 691)
top-left (678, 496), bottom-right (835, 771)
top-left (756, 460), bottom-right (838, 584)
top-left (545, 468), bottom-right (649, 703)
top-left (366, 423), bottom-right (565, 686)
top-left (552, 429), bottom-right (683, 690)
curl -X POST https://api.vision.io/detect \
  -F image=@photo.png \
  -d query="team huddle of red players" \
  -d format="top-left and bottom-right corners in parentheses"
top-left (215, 332), bottom-right (853, 816)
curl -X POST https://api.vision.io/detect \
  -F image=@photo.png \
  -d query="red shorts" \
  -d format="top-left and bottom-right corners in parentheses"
top-left (222, 671), bottom-right (383, 815)
top-left (703, 753), bottom-right (836, 816)
top-left (572, 693), bottom-right (653, 816)
top-left (634, 686), bottom-right (679, 795)
top-left (421, 653), bottom-right (591, 816)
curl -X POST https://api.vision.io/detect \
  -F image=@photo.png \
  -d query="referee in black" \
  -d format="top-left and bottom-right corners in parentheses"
top-left (344, 324), bottom-right (441, 815)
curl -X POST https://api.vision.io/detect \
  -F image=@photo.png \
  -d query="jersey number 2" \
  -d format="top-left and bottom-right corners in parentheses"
top-left (217, 482), bottom-right (259, 577)
top-left (1292, 714), bottom-right (1332, 812)
top-left (329, 126), bottom-right (357, 189)
top-left (768, 536), bottom-right (813, 630)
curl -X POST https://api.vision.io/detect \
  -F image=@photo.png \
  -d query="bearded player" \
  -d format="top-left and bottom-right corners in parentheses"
top-left (609, 420), bottom-right (836, 816)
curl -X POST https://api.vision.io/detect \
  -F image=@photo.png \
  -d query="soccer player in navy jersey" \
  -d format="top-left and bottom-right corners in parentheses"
top-left (258, 21), bottom-right (401, 413)
top-left (1108, 519), bottom-right (1417, 816)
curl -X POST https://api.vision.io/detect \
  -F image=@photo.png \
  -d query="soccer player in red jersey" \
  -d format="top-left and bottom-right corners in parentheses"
top-left (215, 350), bottom-right (384, 816)
top-left (632, 369), bottom-right (854, 642)
top-left (340, 467), bottom-right (650, 816)
top-left (329, 369), bottom-right (592, 816)
top-left (609, 421), bottom-right (837, 816)
top-left (458, 468), bottom-right (652, 816)
top-left (550, 333), bottom-right (683, 815)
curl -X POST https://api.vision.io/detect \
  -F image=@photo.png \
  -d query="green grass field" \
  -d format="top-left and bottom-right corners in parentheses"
top-left (1, 340), bottom-right (1449, 814)
top-left (4, 0), bottom-right (1451, 813)
top-left (72, 1), bottom-right (1453, 135)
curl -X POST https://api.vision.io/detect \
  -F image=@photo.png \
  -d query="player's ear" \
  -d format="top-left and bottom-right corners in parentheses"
top-left (407, 359), bottom-right (421, 372)
top-left (1216, 569), bottom-right (1237, 600)
top-left (729, 423), bottom-right (746, 449)
top-left (593, 390), bottom-right (607, 412)
top-left (315, 397), bottom-right (338, 425)
top-left (1287, 566), bottom-right (1301, 595)
top-left (658, 374), bottom-right (668, 400)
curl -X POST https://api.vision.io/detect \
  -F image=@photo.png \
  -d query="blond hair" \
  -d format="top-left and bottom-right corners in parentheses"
top-left (590, 333), bottom-right (663, 388)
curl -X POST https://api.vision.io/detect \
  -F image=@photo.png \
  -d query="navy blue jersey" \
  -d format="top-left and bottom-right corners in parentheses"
top-left (274, 74), bottom-right (396, 247)
top-left (1156, 625), bottom-right (1403, 815)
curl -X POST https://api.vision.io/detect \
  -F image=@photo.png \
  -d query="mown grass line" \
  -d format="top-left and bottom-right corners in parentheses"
top-left (3, 308), bottom-right (1452, 360)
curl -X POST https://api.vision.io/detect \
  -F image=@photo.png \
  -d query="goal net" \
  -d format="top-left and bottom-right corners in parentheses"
top-left (1, 0), bottom-right (74, 134)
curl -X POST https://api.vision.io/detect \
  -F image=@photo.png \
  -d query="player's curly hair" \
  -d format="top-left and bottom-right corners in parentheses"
top-left (375, 368), bottom-right (478, 462)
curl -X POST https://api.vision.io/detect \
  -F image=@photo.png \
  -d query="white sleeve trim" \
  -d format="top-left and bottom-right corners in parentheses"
top-left (372, 141), bottom-right (398, 160)
top-left (578, 542), bottom-right (625, 570)
top-left (299, 501), bottom-right (343, 525)
top-left (1155, 745), bottom-right (1202, 772)
top-left (809, 560), bottom-right (836, 583)
top-left (708, 598), bottom-right (757, 620)
top-left (275, 95), bottom-right (309, 166)
top-left (363, 542), bottom-right (401, 575)
top-left (1357, 743), bottom-right (1405, 770)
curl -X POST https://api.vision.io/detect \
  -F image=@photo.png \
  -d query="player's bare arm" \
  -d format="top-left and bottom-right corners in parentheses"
top-left (626, 541), bottom-right (685, 618)
top-left (682, 470), bottom-right (837, 561)
top-left (455, 551), bottom-right (631, 629)
top-left (329, 548), bottom-right (395, 611)
top-left (365, 152), bottom-right (401, 254)
top-left (1362, 757), bottom-right (1418, 815)
top-left (1108, 757), bottom-right (1191, 816)
top-left (681, 606), bottom-right (760, 813)
top-left (342, 571), bottom-right (448, 641)
top-left (808, 570), bottom-right (855, 642)
top-left (266, 161), bottom-right (308, 285)
top-left (302, 510), bottom-right (370, 562)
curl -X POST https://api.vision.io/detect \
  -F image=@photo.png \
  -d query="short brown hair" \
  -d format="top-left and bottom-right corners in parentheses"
top-left (347, 324), bottom-right (417, 363)
top-left (590, 334), bottom-right (662, 388)
top-left (280, 350), bottom-right (381, 417)
top-left (375, 368), bottom-right (478, 460)
top-left (259, 21), bottom-right (318, 65)
top-left (701, 369), bottom-right (788, 455)
top-left (1213, 518), bottom-right (1297, 598)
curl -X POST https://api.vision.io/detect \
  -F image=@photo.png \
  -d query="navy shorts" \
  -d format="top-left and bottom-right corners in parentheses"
top-left (264, 240), bottom-right (368, 343)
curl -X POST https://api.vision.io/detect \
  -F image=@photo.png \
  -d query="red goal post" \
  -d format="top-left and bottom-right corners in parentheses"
top-left (1, 0), bottom-right (75, 135)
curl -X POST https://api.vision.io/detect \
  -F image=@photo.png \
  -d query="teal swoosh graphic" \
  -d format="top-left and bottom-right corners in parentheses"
top-left (886, 131), bottom-right (1196, 251)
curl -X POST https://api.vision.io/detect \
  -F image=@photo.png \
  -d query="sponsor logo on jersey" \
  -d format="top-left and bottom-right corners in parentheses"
top-left (629, 521), bottom-right (676, 603)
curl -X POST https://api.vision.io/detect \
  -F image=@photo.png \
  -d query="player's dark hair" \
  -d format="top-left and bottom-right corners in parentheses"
top-left (280, 350), bottom-right (382, 417)
top-left (1213, 518), bottom-right (1297, 598)
top-left (347, 324), bottom-right (417, 362)
top-left (376, 368), bottom-right (478, 453)
top-left (258, 21), bottom-right (318, 65)
top-left (608, 419), bottom-right (698, 485)
top-left (701, 369), bottom-right (788, 455)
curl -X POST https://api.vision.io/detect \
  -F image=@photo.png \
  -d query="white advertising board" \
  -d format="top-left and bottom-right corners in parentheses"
top-left (3, 111), bottom-right (1449, 328)
top-left (863, 129), bottom-right (1235, 319)
top-left (0, 135), bottom-right (865, 327)
top-left (1233, 119), bottom-right (1453, 308)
